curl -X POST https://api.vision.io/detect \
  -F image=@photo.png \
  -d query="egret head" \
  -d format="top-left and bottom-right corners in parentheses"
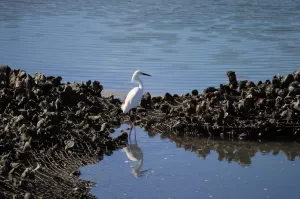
top-left (132, 70), bottom-right (151, 82)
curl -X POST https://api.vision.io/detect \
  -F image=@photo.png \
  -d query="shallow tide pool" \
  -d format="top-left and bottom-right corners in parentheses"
top-left (80, 125), bottom-right (300, 199)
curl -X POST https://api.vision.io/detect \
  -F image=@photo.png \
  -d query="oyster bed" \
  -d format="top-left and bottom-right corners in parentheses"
top-left (1, 65), bottom-right (300, 198)
top-left (137, 71), bottom-right (300, 140)
top-left (0, 65), bottom-right (127, 198)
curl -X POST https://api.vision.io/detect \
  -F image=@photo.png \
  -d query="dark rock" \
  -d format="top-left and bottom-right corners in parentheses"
top-left (281, 74), bottom-right (294, 87)
top-left (272, 76), bottom-right (281, 88)
top-left (257, 80), bottom-right (263, 86)
top-left (288, 81), bottom-right (300, 97)
top-left (100, 123), bottom-right (110, 132)
top-left (34, 72), bottom-right (46, 83)
top-left (179, 112), bottom-right (185, 117)
top-left (160, 103), bottom-right (170, 113)
top-left (0, 65), bottom-right (11, 76)
top-left (86, 80), bottom-right (91, 87)
top-left (39, 82), bottom-right (53, 93)
top-left (294, 71), bottom-right (300, 82)
top-left (293, 96), bottom-right (300, 112)
top-left (92, 80), bottom-right (103, 93)
top-left (265, 99), bottom-right (275, 108)
top-left (114, 131), bottom-right (128, 144)
top-left (9, 70), bottom-right (19, 87)
top-left (276, 88), bottom-right (288, 98)
top-left (256, 98), bottom-right (265, 109)
top-left (226, 71), bottom-right (238, 88)
top-left (152, 96), bottom-right (162, 104)
top-left (240, 95), bottom-right (254, 111)
top-left (60, 86), bottom-right (87, 105)
top-left (204, 87), bottom-right (217, 94)
top-left (88, 105), bottom-right (101, 114)
top-left (246, 81), bottom-right (256, 88)
top-left (0, 65), bottom-right (11, 86)
top-left (186, 103), bottom-right (196, 114)
top-left (191, 116), bottom-right (199, 123)
top-left (202, 114), bottom-right (212, 123)
top-left (70, 169), bottom-right (81, 176)
top-left (52, 76), bottom-right (62, 87)
top-left (136, 107), bottom-right (146, 113)
top-left (191, 89), bottom-right (198, 96)
top-left (224, 100), bottom-right (234, 114)
top-left (163, 92), bottom-right (174, 102)
top-left (238, 80), bottom-right (247, 89)
top-left (140, 92), bottom-right (152, 108)
top-left (275, 96), bottom-right (283, 107)
top-left (196, 104), bottom-right (203, 114)
top-left (24, 192), bottom-right (34, 199)
top-left (153, 103), bottom-right (160, 109)
top-left (172, 122), bottom-right (185, 133)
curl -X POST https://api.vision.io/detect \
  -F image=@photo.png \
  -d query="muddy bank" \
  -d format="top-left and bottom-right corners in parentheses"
top-left (137, 70), bottom-right (300, 140)
top-left (0, 65), bottom-right (128, 198)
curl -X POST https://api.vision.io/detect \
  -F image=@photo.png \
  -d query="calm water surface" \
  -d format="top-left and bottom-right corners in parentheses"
top-left (81, 125), bottom-right (300, 199)
top-left (1, 0), bottom-right (300, 95)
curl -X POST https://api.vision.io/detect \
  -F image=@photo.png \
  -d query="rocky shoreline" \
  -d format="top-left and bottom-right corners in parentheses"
top-left (0, 65), bottom-right (128, 198)
top-left (0, 65), bottom-right (300, 198)
top-left (137, 70), bottom-right (300, 141)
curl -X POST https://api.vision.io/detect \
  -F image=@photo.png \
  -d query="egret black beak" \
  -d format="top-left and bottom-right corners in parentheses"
top-left (141, 72), bottom-right (151, 76)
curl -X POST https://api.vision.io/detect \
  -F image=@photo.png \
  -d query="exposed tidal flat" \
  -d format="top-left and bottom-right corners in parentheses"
top-left (1, 65), bottom-right (300, 198)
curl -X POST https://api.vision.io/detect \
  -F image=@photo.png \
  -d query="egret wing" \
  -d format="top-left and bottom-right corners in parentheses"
top-left (121, 87), bottom-right (143, 113)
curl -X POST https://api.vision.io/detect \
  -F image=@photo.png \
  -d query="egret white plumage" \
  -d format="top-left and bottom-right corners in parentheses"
top-left (121, 70), bottom-right (151, 137)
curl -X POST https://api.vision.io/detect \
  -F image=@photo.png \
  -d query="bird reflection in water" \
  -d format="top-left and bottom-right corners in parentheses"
top-left (123, 136), bottom-right (151, 178)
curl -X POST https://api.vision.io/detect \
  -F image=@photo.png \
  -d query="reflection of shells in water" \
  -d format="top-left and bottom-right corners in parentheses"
top-left (151, 134), bottom-right (300, 167)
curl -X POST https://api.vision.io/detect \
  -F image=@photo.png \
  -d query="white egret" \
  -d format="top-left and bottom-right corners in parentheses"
top-left (121, 70), bottom-right (151, 137)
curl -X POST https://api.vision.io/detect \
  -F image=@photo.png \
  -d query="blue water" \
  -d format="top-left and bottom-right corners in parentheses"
top-left (1, 0), bottom-right (300, 95)
top-left (81, 125), bottom-right (300, 199)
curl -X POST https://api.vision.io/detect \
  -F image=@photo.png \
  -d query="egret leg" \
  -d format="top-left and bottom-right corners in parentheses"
top-left (128, 111), bottom-right (137, 140)
top-left (129, 109), bottom-right (137, 125)
top-left (129, 127), bottom-right (133, 139)
top-left (134, 125), bottom-right (137, 141)
top-left (128, 118), bottom-right (133, 139)
top-left (129, 117), bottom-right (135, 139)
top-left (128, 126), bottom-right (137, 142)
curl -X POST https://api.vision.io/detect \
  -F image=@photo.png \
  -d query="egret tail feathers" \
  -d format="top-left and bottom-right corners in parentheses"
top-left (121, 102), bottom-right (128, 113)
top-left (121, 103), bottom-right (125, 112)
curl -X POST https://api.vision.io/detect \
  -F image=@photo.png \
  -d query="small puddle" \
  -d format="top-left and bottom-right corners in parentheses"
top-left (81, 124), bottom-right (300, 199)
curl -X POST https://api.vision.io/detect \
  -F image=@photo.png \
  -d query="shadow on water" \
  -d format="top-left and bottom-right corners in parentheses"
top-left (81, 124), bottom-right (300, 199)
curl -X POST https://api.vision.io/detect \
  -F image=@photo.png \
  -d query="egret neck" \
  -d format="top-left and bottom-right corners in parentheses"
top-left (132, 74), bottom-right (144, 89)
